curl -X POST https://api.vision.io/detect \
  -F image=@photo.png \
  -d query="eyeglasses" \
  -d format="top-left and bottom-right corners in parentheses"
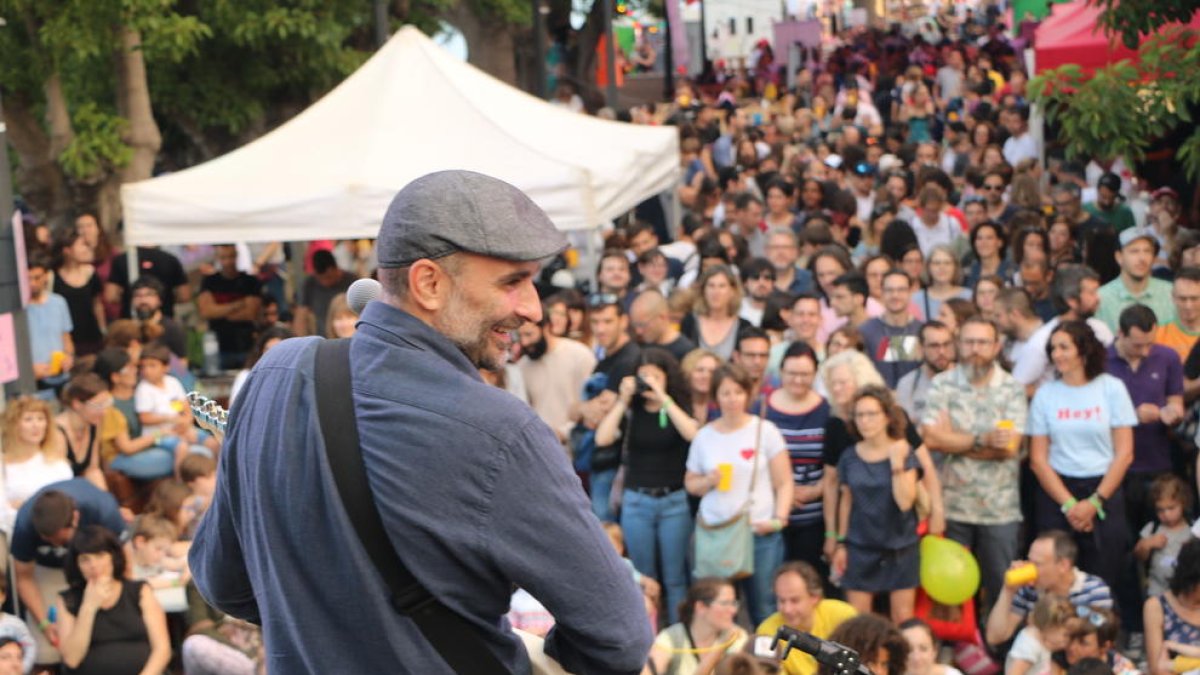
top-left (750, 274), bottom-right (776, 282)
top-left (708, 599), bottom-right (740, 608)
top-left (982, 184), bottom-right (1005, 191)
top-left (587, 293), bottom-right (620, 309)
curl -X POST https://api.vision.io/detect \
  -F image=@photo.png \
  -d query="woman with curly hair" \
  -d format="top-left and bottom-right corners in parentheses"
top-left (1028, 320), bottom-right (1136, 589)
top-left (821, 614), bottom-right (910, 675)
top-left (830, 386), bottom-right (921, 623)
top-left (1144, 539), bottom-right (1200, 675)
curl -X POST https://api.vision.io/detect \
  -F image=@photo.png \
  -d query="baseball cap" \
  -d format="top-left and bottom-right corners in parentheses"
top-left (1152, 186), bottom-right (1180, 201)
top-left (1118, 227), bottom-right (1158, 251)
top-left (377, 170), bottom-right (569, 268)
top-left (824, 154), bottom-right (844, 170)
top-left (851, 161), bottom-right (875, 178)
top-left (1097, 172), bottom-right (1124, 199)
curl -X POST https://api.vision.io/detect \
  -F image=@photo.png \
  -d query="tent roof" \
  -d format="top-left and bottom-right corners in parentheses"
top-left (1035, 1), bottom-right (1200, 72)
top-left (122, 26), bottom-right (680, 245)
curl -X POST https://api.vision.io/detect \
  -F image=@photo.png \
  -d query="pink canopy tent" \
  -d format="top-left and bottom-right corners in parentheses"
top-left (1034, 1), bottom-right (1200, 73)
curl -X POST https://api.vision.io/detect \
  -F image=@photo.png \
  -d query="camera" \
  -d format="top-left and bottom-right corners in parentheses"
top-left (635, 376), bottom-right (651, 395)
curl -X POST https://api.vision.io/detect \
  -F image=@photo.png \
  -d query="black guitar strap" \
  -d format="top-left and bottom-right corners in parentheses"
top-left (314, 338), bottom-right (513, 674)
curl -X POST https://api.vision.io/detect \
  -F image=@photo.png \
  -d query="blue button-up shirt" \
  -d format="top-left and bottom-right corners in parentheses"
top-left (191, 301), bottom-right (651, 674)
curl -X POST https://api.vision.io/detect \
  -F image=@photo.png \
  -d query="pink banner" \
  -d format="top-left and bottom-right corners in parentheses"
top-left (665, 0), bottom-right (690, 75)
top-left (0, 313), bottom-right (16, 384)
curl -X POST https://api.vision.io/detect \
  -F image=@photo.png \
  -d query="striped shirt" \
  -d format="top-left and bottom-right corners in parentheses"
top-left (763, 398), bottom-right (831, 526)
top-left (1012, 569), bottom-right (1113, 616)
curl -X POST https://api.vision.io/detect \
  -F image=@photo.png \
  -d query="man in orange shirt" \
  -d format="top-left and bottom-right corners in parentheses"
top-left (1156, 269), bottom-right (1200, 359)
top-left (1156, 268), bottom-right (1200, 401)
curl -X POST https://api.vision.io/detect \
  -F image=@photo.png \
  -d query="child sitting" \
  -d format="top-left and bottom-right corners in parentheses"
top-left (0, 573), bottom-right (36, 674)
top-left (180, 453), bottom-right (217, 537)
top-left (127, 514), bottom-right (190, 613)
top-left (135, 345), bottom-right (216, 474)
top-left (1135, 474), bottom-right (1194, 598)
top-left (1061, 606), bottom-right (1136, 675)
top-left (1005, 595), bottom-right (1072, 675)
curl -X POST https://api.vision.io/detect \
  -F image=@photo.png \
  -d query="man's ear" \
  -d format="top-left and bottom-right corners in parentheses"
top-left (406, 259), bottom-right (451, 312)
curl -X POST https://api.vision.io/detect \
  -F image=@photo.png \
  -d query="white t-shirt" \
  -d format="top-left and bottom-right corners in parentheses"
top-left (1003, 132), bottom-right (1039, 167)
top-left (1007, 627), bottom-right (1053, 675)
top-left (5, 454), bottom-right (73, 507)
top-left (1010, 317), bottom-right (1114, 387)
top-left (1027, 373), bottom-right (1137, 477)
top-left (135, 375), bottom-right (189, 436)
top-left (687, 418), bottom-right (787, 524)
top-left (912, 212), bottom-right (962, 258)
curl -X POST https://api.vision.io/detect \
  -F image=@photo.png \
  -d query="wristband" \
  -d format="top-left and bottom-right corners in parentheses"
top-left (771, 518), bottom-right (785, 532)
top-left (37, 618), bottom-right (50, 631)
top-left (1060, 497), bottom-right (1078, 514)
top-left (837, 534), bottom-right (846, 543)
top-left (1087, 494), bottom-right (1107, 520)
top-left (824, 531), bottom-right (839, 540)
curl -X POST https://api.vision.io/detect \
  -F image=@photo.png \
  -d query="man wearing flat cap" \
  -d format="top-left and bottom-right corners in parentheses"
top-left (190, 170), bottom-right (653, 674)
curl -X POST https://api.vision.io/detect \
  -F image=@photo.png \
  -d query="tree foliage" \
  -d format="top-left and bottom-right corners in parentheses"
top-left (1029, 2), bottom-right (1200, 179)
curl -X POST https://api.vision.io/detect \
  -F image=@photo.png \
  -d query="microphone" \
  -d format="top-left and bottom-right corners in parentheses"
top-left (773, 626), bottom-right (872, 675)
top-left (346, 278), bottom-right (382, 315)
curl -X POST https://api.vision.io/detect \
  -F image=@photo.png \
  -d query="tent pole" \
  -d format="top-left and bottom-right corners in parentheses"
top-left (602, 0), bottom-right (618, 108)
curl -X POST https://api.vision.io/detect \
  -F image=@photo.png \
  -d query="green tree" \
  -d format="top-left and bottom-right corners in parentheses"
top-left (1029, 1), bottom-right (1200, 179)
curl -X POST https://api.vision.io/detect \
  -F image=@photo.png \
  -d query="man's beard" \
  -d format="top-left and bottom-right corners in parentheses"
top-left (134, 306), bottom-right (157, 321)
top-left (523, 334), bottom-right (549, 361)
top-left (967, 360), bottom-right (994, 381)
top-left (434, 284), bottom-right (518, 372)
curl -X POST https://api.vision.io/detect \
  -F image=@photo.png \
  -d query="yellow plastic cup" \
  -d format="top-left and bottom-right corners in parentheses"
top-left (716, 463), bottom-right (733, 492)
top-left (1004, 563), bottom-right (1038, 587)
top-left (48, 351), bottom-right (65, 376)
top-left (996, 419), bottom-right (1018, 452)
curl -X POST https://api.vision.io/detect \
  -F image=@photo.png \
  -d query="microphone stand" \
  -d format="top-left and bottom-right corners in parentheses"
top-left (773, 626), bottom-right (874, 675)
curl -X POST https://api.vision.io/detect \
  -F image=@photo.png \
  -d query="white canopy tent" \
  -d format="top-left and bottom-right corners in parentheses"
top-left (121, 26), bottom-right (680, 246)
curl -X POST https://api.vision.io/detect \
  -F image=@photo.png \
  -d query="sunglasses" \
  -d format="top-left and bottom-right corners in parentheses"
top-left (587, 293), bottom-right (620, 309)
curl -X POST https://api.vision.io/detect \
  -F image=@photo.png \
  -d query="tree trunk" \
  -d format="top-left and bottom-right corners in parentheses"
top-left (115, 26), bottom-right (162, 186)
top-left (443, 2), bottom-right (519, 86)
top-left (3, 95), bottom-right (72, 228)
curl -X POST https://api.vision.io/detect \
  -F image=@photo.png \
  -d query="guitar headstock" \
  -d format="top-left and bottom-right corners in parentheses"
top-left (188, 391), bottom-right (228, 443)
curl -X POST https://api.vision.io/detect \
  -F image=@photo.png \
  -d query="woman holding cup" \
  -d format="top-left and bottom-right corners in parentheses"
top-left (686, 363), bottom-right (793, 625)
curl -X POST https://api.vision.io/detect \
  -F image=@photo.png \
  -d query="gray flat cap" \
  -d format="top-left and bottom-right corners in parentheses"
top-left (376, 170), bottom-right (569, 268)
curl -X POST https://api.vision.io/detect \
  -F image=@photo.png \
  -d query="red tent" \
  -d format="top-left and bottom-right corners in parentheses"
top-left (1034, 0), bottom-right (1200, 73)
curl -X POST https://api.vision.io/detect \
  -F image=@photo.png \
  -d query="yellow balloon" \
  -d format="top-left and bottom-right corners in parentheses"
top-left (920, 536), bottom-right (981, 606)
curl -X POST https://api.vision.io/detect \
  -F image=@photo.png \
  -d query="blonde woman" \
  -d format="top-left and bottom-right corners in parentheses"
top-left (324, 293), bottom-right (358, 339)
top-left (912, 245), bottom-right (971, 322)
top-left (1, 397), bottom-right (70, 510)
top-left (680, 266), bottom-right (751, 361)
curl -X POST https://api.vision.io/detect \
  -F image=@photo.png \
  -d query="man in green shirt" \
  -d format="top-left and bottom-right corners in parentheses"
top-left (1097, 228), bottom-right (1176, 333)
top-left (1084, 172), bottom-right (1136, 233)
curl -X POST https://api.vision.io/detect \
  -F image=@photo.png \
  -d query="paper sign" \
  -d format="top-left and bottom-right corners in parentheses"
top-left (0, 313), bottom-right (17, 384)
top-left (12, 210), bottom-right (29, 307)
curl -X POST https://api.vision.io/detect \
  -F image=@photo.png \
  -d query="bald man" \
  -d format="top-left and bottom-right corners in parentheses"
top-left (629, 290), bottom-right (695, 361)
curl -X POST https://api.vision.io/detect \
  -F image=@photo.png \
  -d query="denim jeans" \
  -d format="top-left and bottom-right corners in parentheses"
top-left (620, 489), bottom-right (693, 623)
top-left (110, 447), bottom-right (176, 480)
top-left (739, 531), bottom-right (784, 626)
top-left (590, 468), bottom-right (618, 523)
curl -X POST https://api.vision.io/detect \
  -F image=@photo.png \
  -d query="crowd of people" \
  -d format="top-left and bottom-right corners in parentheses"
top-left (6, 7), bottom-right (1200, 675)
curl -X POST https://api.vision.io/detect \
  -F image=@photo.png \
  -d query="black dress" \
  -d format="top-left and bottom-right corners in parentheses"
top-left (53, 271), bottom-right (104, 356)
top-left (61, 580), bottom-right (152, 675)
